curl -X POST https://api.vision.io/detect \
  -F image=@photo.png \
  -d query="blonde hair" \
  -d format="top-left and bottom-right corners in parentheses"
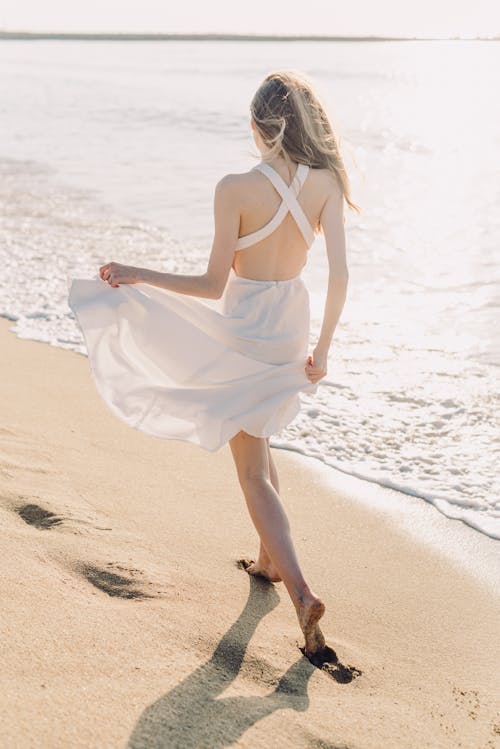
top-left (250, 70), bottom-right (361, 222)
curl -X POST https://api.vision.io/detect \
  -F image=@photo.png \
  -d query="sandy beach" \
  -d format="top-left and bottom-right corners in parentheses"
top-left (1, 317), bottom-right (499, 749)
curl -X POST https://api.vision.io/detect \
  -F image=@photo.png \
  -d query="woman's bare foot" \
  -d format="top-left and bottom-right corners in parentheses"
top-left (297, 593), bottom-right (326, 656)
top-left (238, 557), bottom-right (282, 583)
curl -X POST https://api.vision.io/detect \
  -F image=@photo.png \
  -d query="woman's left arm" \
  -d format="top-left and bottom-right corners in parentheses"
top-left (100, 175), bottom-right (240, 299)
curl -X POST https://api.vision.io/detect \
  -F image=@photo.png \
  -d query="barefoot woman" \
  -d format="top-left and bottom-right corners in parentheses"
top-left (69, 70), bottom-right (355, 657)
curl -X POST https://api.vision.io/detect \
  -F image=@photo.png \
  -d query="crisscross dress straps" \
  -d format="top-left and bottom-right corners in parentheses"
top-left (255, 162), bottom-right (315, 247)
top-left (234, 162), bottom-right (314, 251)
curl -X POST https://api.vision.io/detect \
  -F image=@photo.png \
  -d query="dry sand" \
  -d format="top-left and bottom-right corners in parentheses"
top-left (1, 318), bottom-right (499, 749)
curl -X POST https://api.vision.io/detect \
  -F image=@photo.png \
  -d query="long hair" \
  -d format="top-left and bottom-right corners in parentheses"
top-left (250, 70), bottom-right (361, 222)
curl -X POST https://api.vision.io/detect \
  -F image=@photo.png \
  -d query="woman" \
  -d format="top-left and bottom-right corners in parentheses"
top-left (69, 70), bottom-right (355, 658)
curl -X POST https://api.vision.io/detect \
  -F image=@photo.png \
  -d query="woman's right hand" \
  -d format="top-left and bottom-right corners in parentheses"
top-left (305, 347), bottom-right (328, 384)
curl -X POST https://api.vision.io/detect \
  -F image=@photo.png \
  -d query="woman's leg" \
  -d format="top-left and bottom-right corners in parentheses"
top-left (229, 429), bottom-right (326, 655)
top-left (249, 438), bottom-right (281, 581)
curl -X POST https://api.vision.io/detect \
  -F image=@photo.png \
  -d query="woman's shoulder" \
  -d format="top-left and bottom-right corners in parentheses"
top-left (215, 167), bottom-right (261, 189)
top-left (311, 167), bottom-right (343, 206)
top-left (213, 169), bottom-right (263, 208)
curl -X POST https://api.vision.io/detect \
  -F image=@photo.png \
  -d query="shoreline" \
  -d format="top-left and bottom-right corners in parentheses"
top-left (283, 448), bottom-right (500, 596)
top-left (272, 439), bottom-right (500, 543)
top-left (1, 316), bottom-right (499, 747)
top-left (4, 310), bottom-right (499, 544)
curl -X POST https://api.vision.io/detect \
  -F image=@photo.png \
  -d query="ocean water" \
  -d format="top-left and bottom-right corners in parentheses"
top-left (1, 39), bottom-right (499, 539)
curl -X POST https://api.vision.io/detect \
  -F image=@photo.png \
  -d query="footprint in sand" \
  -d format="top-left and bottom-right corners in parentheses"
top-left (9, 498), bottom-right (167, 601)
top-left (299, 644), bottom-right (362, 684)
top-left (17, 502), bottom-right (64, 530)
top-left (8, 496), bottom-right (112, 533)
top-left (74, 561), bottom-right (161, 600)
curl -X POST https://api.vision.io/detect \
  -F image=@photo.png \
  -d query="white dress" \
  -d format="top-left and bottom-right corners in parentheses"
top-left (68, 162), bottom-right (319, 452)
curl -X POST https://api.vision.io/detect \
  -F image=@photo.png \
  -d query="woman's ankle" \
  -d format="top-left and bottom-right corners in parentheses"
top-left (295, 585), bottom-right (323, 608)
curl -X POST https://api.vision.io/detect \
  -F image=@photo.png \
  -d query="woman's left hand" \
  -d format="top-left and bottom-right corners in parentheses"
top-left (99, 262), bottom-right (140, 288)
top-left (305, 348), bottom-right (328, 384)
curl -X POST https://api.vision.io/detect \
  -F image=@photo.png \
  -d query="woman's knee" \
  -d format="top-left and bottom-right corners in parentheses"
top-left (233, 461), bottom-right (270, 493)
top-left (229, 430), bottom-right (270, 487)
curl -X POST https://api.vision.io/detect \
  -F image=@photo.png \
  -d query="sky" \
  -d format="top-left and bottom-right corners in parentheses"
top-left (0, 0), bottom-right (499, 37)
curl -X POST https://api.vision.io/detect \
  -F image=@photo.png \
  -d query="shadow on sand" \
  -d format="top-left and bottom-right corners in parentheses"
top-left (127, 576), bottom-right (317, 748)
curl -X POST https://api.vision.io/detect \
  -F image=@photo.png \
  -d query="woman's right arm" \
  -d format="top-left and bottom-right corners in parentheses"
top-left (305, 180), bottom-right (349, 384)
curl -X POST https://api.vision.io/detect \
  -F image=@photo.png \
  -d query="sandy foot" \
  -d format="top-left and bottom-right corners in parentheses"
top-left (237, 557), bottom-right (283, 583)
top-left (297, 595), bottom-right (326, 656)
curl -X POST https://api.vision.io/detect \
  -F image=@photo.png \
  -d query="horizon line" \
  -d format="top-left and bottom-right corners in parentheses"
top-left (0, 30), bottom-right (498, 42)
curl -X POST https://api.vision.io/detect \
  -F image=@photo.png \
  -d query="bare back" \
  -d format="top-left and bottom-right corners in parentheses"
top-left (231, 161), bottom-right (333, 282)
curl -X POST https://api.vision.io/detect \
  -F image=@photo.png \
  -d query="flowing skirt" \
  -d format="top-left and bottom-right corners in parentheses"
top-left (68, 267), bottom-right (318, 452)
